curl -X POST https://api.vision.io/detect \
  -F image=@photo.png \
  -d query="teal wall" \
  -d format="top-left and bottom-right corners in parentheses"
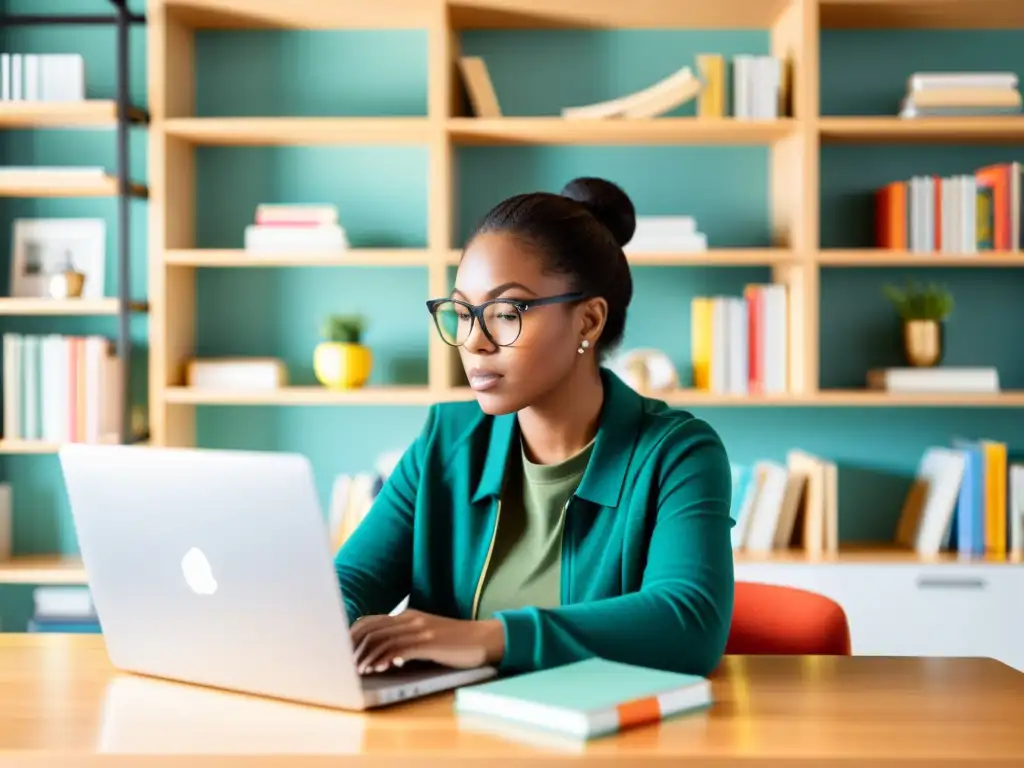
top-left (1, 4), bottom-right (1022, 627)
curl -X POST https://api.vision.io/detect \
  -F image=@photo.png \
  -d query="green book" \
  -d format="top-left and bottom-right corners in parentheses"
top-left (454, 657), bottom-right (712, 740)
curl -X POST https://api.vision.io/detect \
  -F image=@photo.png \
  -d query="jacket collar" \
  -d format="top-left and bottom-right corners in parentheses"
top-left (472, 368), bottom-right (644, 508)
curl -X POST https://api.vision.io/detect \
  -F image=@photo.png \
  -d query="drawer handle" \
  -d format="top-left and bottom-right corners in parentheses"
top-left (916, 576), bottom-right (987, 590)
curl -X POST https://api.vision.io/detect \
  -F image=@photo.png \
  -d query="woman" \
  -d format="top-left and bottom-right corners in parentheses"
top-left (335, 177), bottom-right (735, 678)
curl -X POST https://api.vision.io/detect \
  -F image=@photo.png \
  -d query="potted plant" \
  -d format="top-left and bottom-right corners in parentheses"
top-left (313, 314), bottom-right (373, 389)
top-left (882, 280), bottom-right (954, 367)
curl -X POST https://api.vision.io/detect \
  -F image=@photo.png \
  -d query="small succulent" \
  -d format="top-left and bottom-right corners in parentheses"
top-left (322, 314), bottom-right (366, 344)
top-left (882, 280), bottom-right (954, 322)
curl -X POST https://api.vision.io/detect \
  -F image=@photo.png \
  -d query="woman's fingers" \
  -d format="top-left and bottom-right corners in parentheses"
top-left (358, 630), bottom-right (430, 673)
top-left (352, 617), bottom-right (423, 673)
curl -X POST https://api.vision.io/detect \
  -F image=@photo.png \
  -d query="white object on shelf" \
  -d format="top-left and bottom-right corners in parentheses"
top-left (185, 357), bottom-right (287, 391)
top-left (243, 224), bottom-right (348, 254)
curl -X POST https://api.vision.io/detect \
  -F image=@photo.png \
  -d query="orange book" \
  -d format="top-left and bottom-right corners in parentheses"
top-left (876, 181), bottom-right (906, 249)
top-left (975, 164), bottom-right (1011, 250)
top-left (744, 285), bottom-right (764, 394)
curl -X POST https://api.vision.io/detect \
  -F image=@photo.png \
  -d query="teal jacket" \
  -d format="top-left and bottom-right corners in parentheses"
top-left (334, 369), bottom-right (735, 677)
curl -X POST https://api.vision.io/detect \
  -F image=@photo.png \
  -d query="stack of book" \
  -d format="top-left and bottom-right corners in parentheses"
top-left (874, 161), bottom-right (1023, 252)
top-left (243, 204), bottom-right (348, 254)
top-left (623, 215), bottom-right (707, 253)
top-left (27, 586), bottom-right (100, 634)
top-left (2, 333), bottom-right (122, 444)
top-left (0, 52), bottom-right (86, 102)
top-left (899, 72), bottom-right (1022, 118)
top-left (690, 285), bottom-right (788, 396)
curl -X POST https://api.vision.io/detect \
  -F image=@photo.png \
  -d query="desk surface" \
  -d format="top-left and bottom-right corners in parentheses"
top-left (2, 635), bottom-right (1023, 766)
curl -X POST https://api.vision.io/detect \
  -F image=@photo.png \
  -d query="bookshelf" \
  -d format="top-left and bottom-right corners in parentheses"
top-left (0, 2), bottom-right (150, 585)
top-left (138, 0), bottom-right (1024, 574)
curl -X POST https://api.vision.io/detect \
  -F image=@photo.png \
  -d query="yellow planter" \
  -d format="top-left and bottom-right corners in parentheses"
top-left (314, 342), bottom-right (373, 389)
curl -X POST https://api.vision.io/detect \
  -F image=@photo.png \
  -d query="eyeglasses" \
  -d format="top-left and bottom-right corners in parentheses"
top-left (425, 293), bottom-right (585, 347)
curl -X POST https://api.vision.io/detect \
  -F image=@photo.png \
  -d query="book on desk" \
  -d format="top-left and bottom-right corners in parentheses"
top-left (454, 658), bottom-right (712, 740)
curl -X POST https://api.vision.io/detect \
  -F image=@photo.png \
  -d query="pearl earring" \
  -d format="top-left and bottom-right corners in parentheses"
top-left (577, 339), bottom-right (590, 355)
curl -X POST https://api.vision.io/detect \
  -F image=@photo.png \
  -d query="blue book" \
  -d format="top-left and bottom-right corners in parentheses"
top-left (454, 658), bottom-right (711, 740)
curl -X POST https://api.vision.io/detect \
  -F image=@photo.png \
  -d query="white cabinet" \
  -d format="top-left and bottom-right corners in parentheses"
top-left (734, 561), bottom-right (1024, 672)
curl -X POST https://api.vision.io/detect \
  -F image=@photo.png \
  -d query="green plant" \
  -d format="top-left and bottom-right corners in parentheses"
top-left (882, 280), bottom-right (954, 322)
top-left (322, 314), bottom-right (366, 344)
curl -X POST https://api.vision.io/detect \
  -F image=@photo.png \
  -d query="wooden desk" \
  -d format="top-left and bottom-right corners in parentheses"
top-left (1, 635), bottom-right (1022, 766)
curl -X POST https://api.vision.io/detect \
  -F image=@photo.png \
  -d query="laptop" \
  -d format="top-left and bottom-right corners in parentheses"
top-left (58, 443), bottom-right (497, 710)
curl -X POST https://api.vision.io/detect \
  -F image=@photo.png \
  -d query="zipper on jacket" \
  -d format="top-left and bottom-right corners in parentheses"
top-left (560, 496), bottom-right (572, 606)
top-left (471, 499), bottom-right (502, 619)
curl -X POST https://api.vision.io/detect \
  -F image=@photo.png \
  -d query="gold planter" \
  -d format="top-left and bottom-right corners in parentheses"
top-left (902, 319), bottom-right (943, 367)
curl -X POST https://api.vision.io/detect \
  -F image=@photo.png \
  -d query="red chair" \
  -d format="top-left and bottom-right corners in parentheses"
top-left (726, 581), bottom-right (852, 655)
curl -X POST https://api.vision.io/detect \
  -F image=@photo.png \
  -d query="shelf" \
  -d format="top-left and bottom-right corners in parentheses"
top-left (178, 386), bottom-right (1024, 409)
top-left (164, 249), bottom-right (433, 268)
top-left (814, 390), bottom-right (1024, 407)
top-left (0, 555), bottom-right (86, 584)
top-left (820, 0), bottom-right (1024, 30)
top-left (162, 386), bottom-right (471, 406)
top-left (0, 298), bottom-right (124, 315)
top-left (736, 546), bottom-right (1023, 565)
top-left (819, 116), bottom-right (1024, 144)
top-left (164, 0), bottom-right (436, 29)
top-left (448, 118), bottom-right (796, 146)
top-left (447, 0), bottom-right (795, 29)
top-left (0, 100), bottom-right (147, 129)
top-left (0, 173), bottom-right (146, 198)
top-left (162, 117), bottom-right (432, 145)
top-left (818, 249), bottom-right (1024, 267)
top-left (0, 440), bottom-right (62, 454)
top-left (446, 248), bottom-right (795, 267)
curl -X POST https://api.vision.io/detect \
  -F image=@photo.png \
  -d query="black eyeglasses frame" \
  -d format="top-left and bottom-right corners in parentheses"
top-left (425, 292), bottom-right (587, 348)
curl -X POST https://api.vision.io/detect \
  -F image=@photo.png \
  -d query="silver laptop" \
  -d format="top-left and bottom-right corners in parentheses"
top-left (59, 443), bottom-right (496, 710)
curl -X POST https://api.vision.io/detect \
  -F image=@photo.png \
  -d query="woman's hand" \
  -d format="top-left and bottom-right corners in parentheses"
top-left (350, 610), bottom-right (505, 674)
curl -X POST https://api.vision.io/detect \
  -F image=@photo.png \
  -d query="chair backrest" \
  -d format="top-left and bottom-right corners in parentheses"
top-left (726, 581), bottom-right (852, 655)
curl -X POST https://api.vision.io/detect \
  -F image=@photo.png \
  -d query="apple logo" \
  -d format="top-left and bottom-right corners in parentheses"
top-left (181, 547), bottom-right (218, 595)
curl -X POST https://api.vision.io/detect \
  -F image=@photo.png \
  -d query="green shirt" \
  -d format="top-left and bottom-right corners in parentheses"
top-left (334, 368), bottom-right (735, 677)
top-left (475, 439), bottom-right (595, 620)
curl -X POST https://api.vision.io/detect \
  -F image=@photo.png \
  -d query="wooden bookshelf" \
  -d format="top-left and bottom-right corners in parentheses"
top-left (164, 249), bottom-right (434, 268)
top-left (142, 0), bottom-right (1024, 572)
top-left (819, 116), bottom-right (1024, 144)
top-left (818, 249), bottom-right (1024, 267)
top-left (0, 173), bottom-right (147, 198)
top-left (0, 100), bottom-right (147, 128)
top-left (445, 248), bottom-right (796, 266)
top-left (0, 298), bottom-right (122, 316)
top-left (735, 545), bottom-right (1023, 565)
top-left (0, 440), bottom-right (62, 455)
top-left (819, 0), bottom-right (1024, 30)
top-left (0, 556), bottom-right (86, 585)
top-left (163, 117), bottom-right (431, 145)
top-left (448, 117), bottom-right (796, 146)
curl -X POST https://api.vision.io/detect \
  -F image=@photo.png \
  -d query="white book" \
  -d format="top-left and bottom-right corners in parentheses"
top-left (1, 54), bottom-right (10, 101)
top-left (910, 72), bottom-right (1018, 92)
top-left (23, 54), bottom-right (38, 101)
top-left (10, 54), bottom-right (21, 101)
top-left (744, 460), bottom-right (789, 552)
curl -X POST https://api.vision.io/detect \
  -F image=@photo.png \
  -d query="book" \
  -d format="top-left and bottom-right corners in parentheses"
top-left (453, 658), bottom-right (712, 740)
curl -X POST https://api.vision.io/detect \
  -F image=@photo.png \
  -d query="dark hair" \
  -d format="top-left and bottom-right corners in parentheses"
top-left (467, 176), bottom-right (635, 357)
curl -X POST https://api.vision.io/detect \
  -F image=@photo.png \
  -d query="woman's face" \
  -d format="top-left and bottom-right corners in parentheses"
top-left (449, 231), bottom-right (603, 415)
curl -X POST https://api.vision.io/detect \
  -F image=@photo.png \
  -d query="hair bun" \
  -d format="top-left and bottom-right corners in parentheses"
top-left (560, 176), bottom-right (636, 247)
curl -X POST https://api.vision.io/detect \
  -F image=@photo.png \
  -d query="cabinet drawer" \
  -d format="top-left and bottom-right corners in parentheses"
top-left (734, 562), bottom-right (1024, 671)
